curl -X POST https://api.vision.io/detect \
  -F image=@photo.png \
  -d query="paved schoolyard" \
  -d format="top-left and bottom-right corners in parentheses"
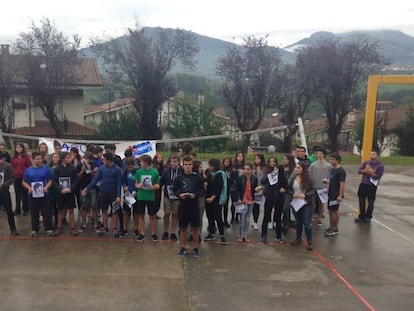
top-left (0, 165), bottom-right (413, 311)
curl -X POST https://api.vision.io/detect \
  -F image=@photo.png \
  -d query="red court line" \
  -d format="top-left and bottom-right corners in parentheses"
top-left (313, 249), bottom-right (376, 311)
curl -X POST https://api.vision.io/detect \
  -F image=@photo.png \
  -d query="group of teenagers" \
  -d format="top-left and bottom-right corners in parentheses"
top-left (0, 141), bottom-right (384, 258)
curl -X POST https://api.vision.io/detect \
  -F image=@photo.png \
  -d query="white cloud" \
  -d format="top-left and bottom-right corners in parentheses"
top-left (1, 0), bottom-right (414, 46)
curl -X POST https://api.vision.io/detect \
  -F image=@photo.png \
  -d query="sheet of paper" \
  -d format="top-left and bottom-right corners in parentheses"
top-left (253, 193), bottom-right (265, 205)
top-left (317, 188), bottom-right (328, 204)
top-left (267, 173), bottom-right (278, 186)
top-left (234, 202), bottom-right (248, 213)
top-left (329, 200), bottom-right (339, 207)
top-left (167, 185), bottom-right (178, 200)
top-left (291, 198), bottom-right (306, 212)
top-left (31, 182), bottom-right (44, 198)
top-left (124, 192), bottom-right (136, 207)
top-left (370, 177), bottom-right (379, 186)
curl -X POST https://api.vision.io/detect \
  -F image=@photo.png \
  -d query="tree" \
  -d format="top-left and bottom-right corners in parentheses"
top-left (393, 107), bottom-right (414, 155)
top-left (296, 39), bottom-right (387, 151)
top-left (166, 95), bottom-right (226, 152)
top-left (15, 18), bottom-right (81, 138)
top-left (353, 116), bottom-right (388, 155)
top-left (278, 64), bottom-right (315, 152)
top-left (92, 23), bottom-right (199, 139)
top-left (216, 36), bottom-right (283, 152)
top-left (96, 110), bottom-right (141, 140)
top-left (0, 47), bottom-right (15, 146)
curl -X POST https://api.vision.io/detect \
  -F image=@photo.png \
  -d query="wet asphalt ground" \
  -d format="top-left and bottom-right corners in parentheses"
top-left (0, 165), bottom-right (413, 311)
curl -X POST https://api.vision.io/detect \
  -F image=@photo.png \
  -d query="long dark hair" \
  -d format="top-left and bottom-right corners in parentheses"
top-left (297, 161), bottom-right (312, 192)
top-left (254, 153), bottom-right (266, 170)
top-left (221, 156), bottom-right (232, 172)
top-left (233, 151), bottom-right (245, 170)
top-left (284, 154), bottom-right (296, 174)
top-left (13, 142), bottom-right (26, 157)
top-left (265, 156), bottom-right (279, 174)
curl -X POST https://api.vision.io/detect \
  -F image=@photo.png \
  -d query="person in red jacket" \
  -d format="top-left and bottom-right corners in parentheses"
top-left (10, 142), bottom-right (32, 215)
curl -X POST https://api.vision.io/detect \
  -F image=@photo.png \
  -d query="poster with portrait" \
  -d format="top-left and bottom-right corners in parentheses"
top-left (0, 171), bottom-right (4, 185)
top-left (31, 182), bottom-right (44, 198)
top-left (59, 177), bottom-right (71, 190)
top-left (141, 175), bottom-right (153, 190)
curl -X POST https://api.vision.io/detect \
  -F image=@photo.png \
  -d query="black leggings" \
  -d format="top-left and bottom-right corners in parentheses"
top-left (262, 195), bottom-right (284, 239)
top-left (253, 203), bottom-right (260, 223)
top-left (206, 202), bottom-right (224, 236)
top-left (0, 189), bottom-right (17, 231)
top-left (14, 178), bottom-right (29, 213)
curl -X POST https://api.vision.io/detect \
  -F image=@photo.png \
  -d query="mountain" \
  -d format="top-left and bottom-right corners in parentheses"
top-left (80, 27), bottom-right (296, 79)
top-left (81, 28), bottom-right (414, 80)
top-left (284, 30), bottom-right (414, 67)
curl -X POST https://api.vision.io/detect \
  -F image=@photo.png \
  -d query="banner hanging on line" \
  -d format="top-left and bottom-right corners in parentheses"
top-left (39, 138), bottom-right (157, 159)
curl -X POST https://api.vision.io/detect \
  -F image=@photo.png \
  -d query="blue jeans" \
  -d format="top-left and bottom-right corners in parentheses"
top-left (239, 204), bottom-right (253, 238)
top-left (293, 204), bottom-right (312, 242)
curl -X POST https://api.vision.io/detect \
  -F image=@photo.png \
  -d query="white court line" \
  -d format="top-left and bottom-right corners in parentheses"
top-left (342, 201), bottom-right (414, 246)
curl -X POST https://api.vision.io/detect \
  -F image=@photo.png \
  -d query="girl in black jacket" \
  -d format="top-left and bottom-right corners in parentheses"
top-left (261, 157), bottom-right (287, 244)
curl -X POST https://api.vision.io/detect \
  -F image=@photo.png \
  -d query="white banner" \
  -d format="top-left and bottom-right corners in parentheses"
top-left (39, 138), bottom-right (157, 159)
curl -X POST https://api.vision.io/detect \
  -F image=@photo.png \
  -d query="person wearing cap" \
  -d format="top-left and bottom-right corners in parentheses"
top-left (0, 153), bottom-right (19, 235)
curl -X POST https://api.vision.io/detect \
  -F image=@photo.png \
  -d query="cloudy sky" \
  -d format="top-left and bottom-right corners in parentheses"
top-left (1, 0), bottom-right (414, 47)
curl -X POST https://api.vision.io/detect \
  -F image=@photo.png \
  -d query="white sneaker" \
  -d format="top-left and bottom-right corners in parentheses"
top-left (253, 223), bottom-right (259, 230)
top-left (268, 222), bottom-right (272, 230)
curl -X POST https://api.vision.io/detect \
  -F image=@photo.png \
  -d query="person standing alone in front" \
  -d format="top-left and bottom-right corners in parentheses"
top-left (356, 149), bottom-right (384, 223)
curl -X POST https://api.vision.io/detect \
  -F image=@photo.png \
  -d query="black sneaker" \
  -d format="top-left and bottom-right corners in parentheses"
top-left (193, 248), bottom-right (200, 258)
top-left (170, 233), bottom-right (178, 241)
top-left (219, 236), bottom-right (227, 245)
top-left (10, 230), bottom-right (19, 236)
top-left (98, 227), bottom-right (109, 237)
top-left (162, 232), bottom-right (169, 240)
top-left (151, 234), bottom-right (159, 242)
top-left (136, 234), bottom-right (145, 242)
top-left (178, 247), bottom-right (186, 257)
top-left (204, 234), bottom-right (216, 241)
top-left (133, 230), bottom-right (139, 238)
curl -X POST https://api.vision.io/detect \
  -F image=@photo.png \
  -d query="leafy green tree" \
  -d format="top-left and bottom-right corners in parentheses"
top-left (216, 35), bottom-right (283, 153)
top-left (393, 107), bottom-right (414, 155)
top-left (167, 95), bottom-right (226, 152)
top-left (353, 117), bottom-right (387, 154)
top-left (96, 110), bottom-right (140, 140)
